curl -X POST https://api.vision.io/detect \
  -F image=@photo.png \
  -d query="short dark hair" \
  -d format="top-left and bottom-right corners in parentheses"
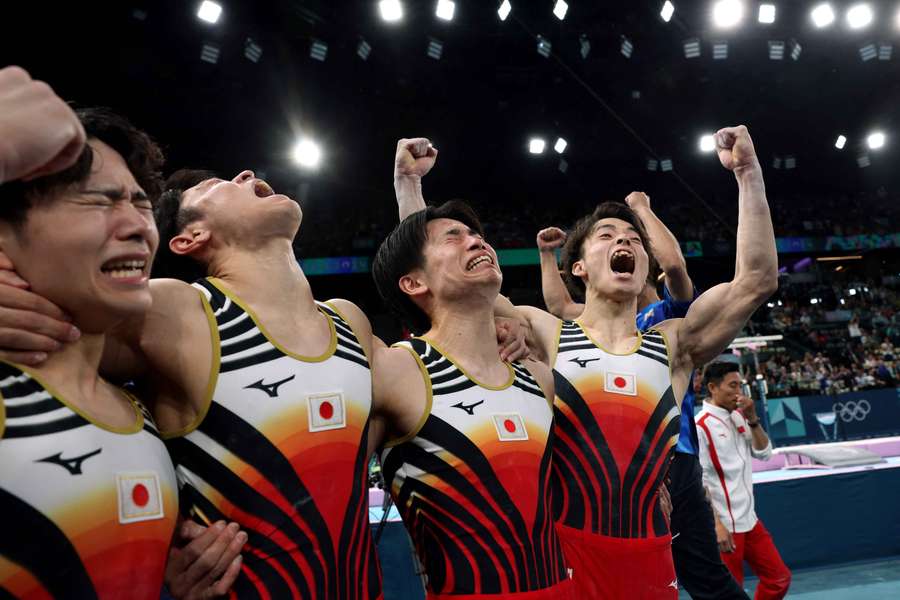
top-left (705, 362), bottom-right (740, 387)
top-left (0, 107), bottom-right (164, 228)
top-left (372, 200), bottom-right (485, 334)
top-left (150, 169), bottom-right (215, 282)
top-left (560, 201), bottom-right (655, 298)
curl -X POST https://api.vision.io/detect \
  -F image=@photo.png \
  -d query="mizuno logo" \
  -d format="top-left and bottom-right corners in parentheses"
top-left (244, 375), bottom-right (296, 398)
top-left (569, 356), bottom-right (600, 368)
top-left (37, 448), bottom-right (102, 475)
top-left (452, 399), bottom-right (484, 415)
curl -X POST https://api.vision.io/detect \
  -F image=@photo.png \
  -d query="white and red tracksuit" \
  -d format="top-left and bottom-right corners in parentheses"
top-left (695, 402), bottom-right (791, 600)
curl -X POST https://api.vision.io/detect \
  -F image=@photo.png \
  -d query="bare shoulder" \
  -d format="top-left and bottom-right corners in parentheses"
top-left (518, 357), bottom-right (555, 400)
top-left (372, 343), bottom-right (429, 440)
top-left (518, 305), bottom-right (562, 364)
top-left (149, 278), bottom-right (205, 315)
top-left (324, 298), bottom-right (376, 356)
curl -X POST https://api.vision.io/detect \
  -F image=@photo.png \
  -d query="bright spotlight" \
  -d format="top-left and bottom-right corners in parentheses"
top-left (713, 0), bottom-right (744, 28)
top-left (835, 135), bottom-right (847, 149)
top-left (811, 3), bottom-right (835, 28)
top-left (197, 1), bottom-right (222, 24)
top-left (293, 139), bottom-right (321, 168)
top-left (379, 0), bottom-right (403, 22)
top-left (529, 138), bottom-right (546, 154)
top-left (699, 134), bottom-right (717, 153)
top-left (554, 138), bottom-right (568, 154)
top-left (758, 3), bottom-right (776, 24)
top-left (436, 0), bottom-right (455, 21)
top-left (498, 0), bottom-right (512, 21)
top-left (867, 131), bottom-right (885, 150)
top-left (846, 4), bottom-right (873, 29)
top-left (661, 1), bottom-right (675, 22)
top-left (553, 0), bottom-right (568, 20)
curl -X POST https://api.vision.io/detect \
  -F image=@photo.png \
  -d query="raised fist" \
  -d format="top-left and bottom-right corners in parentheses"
top-left (394, 137), bottom-right (437, 180)
top-left (715, 125), bottom-right (758, 173)
top-left (536, 227), bottom-right (567, 252)
top-left (624, 192), bottom-right (651, 212)
top-left (0, 66), bottom-right (85, 184)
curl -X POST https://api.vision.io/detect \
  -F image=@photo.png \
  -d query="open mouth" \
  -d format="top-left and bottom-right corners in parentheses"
top-left (466, 254), bottom-right (494, 271)
top-left (253, 180), bottom-right (275, 198)
top-left (100, 259), bottom-right (147, 280)
top-left (610, 249), bottom-right (635, 274)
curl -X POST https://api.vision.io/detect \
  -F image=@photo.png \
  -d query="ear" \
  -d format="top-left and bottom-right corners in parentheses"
top-left (398, 272), bottom-right (429, 299)
top-left (571, 258), bottom-right (587, 280)
top-left (169, 228), bottom-right (211, 257)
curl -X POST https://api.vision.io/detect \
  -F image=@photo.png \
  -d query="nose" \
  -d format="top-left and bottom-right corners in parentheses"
top-left (466, 234), bottom-right (486, 251)
top-left (114, 202), bottom-right (156, 246)
top-left (233, 170), bottom-right (255, 184)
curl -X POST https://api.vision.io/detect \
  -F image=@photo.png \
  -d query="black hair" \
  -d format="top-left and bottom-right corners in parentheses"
top-left (0, 107), bottom-right (164, 227)
top-left (560, 201), bottom-right (656, 298)
top-left (150, 169), bottom-right (215, 282)
top-left (705, 362), bottom-right (741, 388)
top-left (372, 200), bottom-right (485, 334)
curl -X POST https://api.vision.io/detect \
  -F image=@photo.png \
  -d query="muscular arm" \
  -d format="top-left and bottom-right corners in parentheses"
top-left (625, 192), bottom-right (694, 302)
top-left (394, 137), bottom-right (436, 220)
top-left (673, 126), bottom-right (778, 370)
top-left (536, 227), bottom-right (584, 320)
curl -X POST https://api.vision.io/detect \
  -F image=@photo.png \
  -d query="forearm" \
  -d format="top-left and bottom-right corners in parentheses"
top-left (633, 206), bottom-right (693, 301)
top-left (750, 424), bottom-right (771, 452)
top-left (733, 163), bottom-right (777, 293)
top-left (539, 251), bottom-right (577, 319)
top-left (395, 175), bottom-right (426, 221)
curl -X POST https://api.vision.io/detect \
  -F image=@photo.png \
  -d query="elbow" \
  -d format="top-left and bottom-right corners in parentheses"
top-left (737, 269), bottom-right (779, 302)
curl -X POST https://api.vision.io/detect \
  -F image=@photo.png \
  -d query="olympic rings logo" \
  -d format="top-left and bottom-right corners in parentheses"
top-left (832, 400), bottom-right (871, 422)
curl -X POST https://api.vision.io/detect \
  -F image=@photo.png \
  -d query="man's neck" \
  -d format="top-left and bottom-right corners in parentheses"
top-left (207, 238), bottom-right (318, 319)
top-left (423, 298), bottom-right (503, 376)
top-left (707, 398), bottom-right (733, 413)
top-left (579, 290), bottom-right (640, 352)
top-left (29, 332), bottom-right (107, 404)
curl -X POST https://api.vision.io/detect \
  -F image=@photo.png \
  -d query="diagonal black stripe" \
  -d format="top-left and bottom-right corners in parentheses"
top-left (181, 484), bottom-right (295, 600)
top-left (0, 379), bottom-right (42, 399)
top-left (3, 413), bottom-right (89, 439)
top-left (4, 397), bottom-right (60, 418)
top-left (335, 335), bottom-right (366, 356)
top-left (553, 370), bottom-right (621, 535)
top-left (550, 410), bottom-right (599, 532)
top-left (219, 348), bottom-right (285, 373)
top-left (220, 334), bottom-right (271, 357)
top-left (512, 380), bottom-right (544, 397)
top-left (0, 487), bottom-right (98, 598)
top-left (557, 342), bottom-right (602, 353)
top-left (333, 348), bottom-right (369, 369)
top-left (636, 349), bottom-right (669, 367)
top-left (621, 386), bottom-right (678, 537)
top-left (218, 315), bottom-right (256, 340)
top-left (431, 379), bottom-right (477, 395)
top-left (430, 368), bottom-right (465, 385)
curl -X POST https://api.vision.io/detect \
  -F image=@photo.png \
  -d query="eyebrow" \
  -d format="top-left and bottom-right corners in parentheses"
top-left (81, 186), bottom-right (148, 201)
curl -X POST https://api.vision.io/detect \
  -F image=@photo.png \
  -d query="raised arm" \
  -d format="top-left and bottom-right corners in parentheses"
top-left (623, 191), bottom-right (694, 302)
top-left (673, 126), bottom-right (778, 369)
top-left (394, 137), bottom-right (437, 220)
top-left (537, 227), bottom-right (584, 320)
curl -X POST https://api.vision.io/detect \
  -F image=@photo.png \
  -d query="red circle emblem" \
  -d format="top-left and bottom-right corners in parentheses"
top-left (503, 419), bottom-right (517, 433)
top-left (319, 401), bottom-right (334, 420)
top-left (132, 483), bottom-right (150, 507)
top-left (614, 376), bottom-right (627, 388)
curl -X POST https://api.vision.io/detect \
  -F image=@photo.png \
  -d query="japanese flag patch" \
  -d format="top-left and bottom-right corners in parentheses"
top-left (605, 372), bottom-right (637, 396)
top-left (117, 472), bottom-right (164, 524)
top-left (492, 413), bottom-right (528, 441)
top-left (308, 391), bottom-right (346, 432)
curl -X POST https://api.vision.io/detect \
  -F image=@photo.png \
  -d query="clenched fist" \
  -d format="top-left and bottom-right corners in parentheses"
top-left (624, 191), bottom-right (651, 212)
top-left (536, 227), bottom-right (567, 253)
top-left (714, 125), bottom-right (758, 173)
top-left (0, 66), bottom-right (86, 184)
top-left (394, 137), bottom-right (437, 180)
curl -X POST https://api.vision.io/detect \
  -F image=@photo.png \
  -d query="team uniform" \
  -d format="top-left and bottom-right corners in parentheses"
top-left (696, 402), bottom-right (791, 600)
top-left (165, 278), bottom-right (381, 600)
top-left (552, 322), bottom-right (680, 599)
top-left (640, 291), bottom-right (749, 599)
top-left (0, 363), bottom-right (177, 599)
top-left (380, 339), bottom-right (574, 600)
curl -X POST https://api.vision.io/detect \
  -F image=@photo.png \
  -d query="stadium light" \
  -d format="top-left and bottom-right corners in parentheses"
top-left (684, 37), bottom-right (701, 58)
top-left (811, 3), bottom-right (835, 28)
top-left (553, 0), bottom-right (568, 20)
top-left (661, 1), bottom-right (675, 22)
top-left (293, 139), bottom-right (322, 168)
top-left (197, 1), bottom-right (222, 24)
top-left (835, 134), bottom-right (847, 149)
top-left (759, 3), bottom-right (776, 24)
top-left (244, 39), bottom-right (263, 63)
top-left (536, 35), bottom-right (552, 57)
top-left (436, 0), bottom-right (455, 21)
top-left (554, 137), bottom-right (568, 154)
top-left (699, 134), bottom-right (717, 152)
top-left (529, 138), bottom-right (546, 154)
top-left (867, 131), bottom-right (885, 149)
top-left (379, 0), bottom-right (403, 22)
top-left (769, 40), bottom-right (785, 60)
top-left (498, 0), bottom-right (511, 21)
top-left (712, 0), bottom-right (744, 28)
top-left (713, 41), bottom-right (729, 59)
top-left (846, 4), bottom-right (873, 30)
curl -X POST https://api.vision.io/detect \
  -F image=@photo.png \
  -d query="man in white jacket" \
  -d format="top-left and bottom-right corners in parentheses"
top-left (696, 362), bottom-right (791, 600)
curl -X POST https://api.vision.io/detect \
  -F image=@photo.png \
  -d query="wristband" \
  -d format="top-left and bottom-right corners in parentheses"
top-left (748, 420), bottom-right (760, 428)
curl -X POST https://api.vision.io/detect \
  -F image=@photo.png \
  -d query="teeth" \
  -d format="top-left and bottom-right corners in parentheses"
top-left (102, 260), bottom-right (146, 277)
top-left (254, 181), bottom-right (274, 197)
top-left (466, 255), bottom-right (493, 271)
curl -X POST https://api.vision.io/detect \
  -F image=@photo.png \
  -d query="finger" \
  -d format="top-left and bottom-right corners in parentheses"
top-left (0, 307), bottom-right (79, 343)
top-left (0, 350), bottom-right (47, 365)
top-left (203, 528), bottom-right (247, 588)
top-left (0, 285), bottom-right (70, 320)
top-left (0, 269), bottom-right (30, 289)
top-left (505, 341), bottom-right (529, 363)
top-left (427, 145), bottom-right (438, 158)
top-left (180, 520), bottom-right (208, 542)
top-left (0, 329), bottom-right (63, 353)
top-left (180, 521), bottom-right (228, 573)
top-left (185, 522), bottom-right (239, 584)
top-left (210, 555), bottom-right (243, 597)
